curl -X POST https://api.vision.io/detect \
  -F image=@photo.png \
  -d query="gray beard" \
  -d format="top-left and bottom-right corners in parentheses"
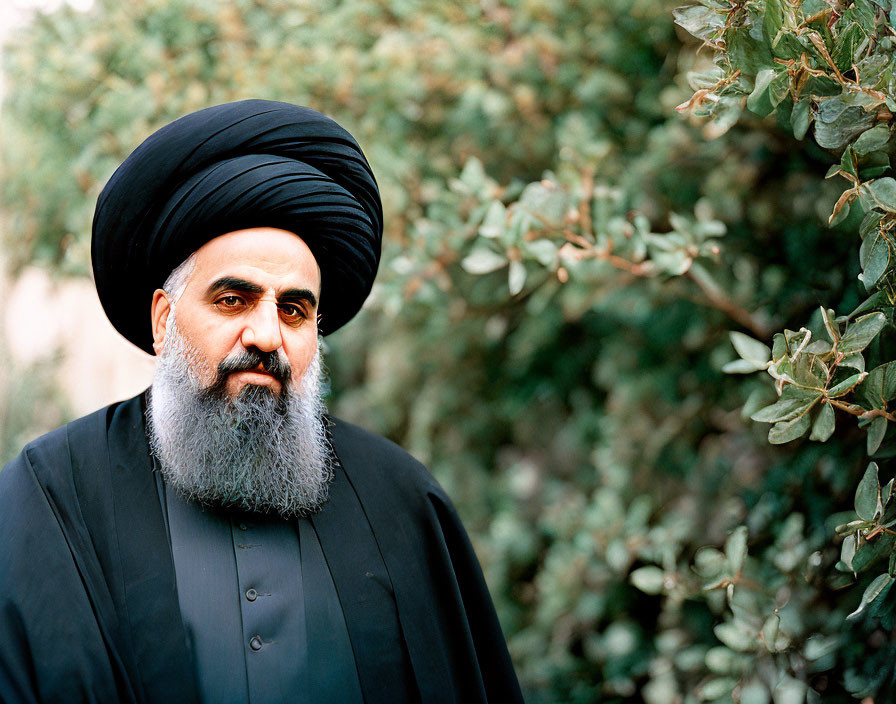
top-left (147, 319), bottom-right (334, 517)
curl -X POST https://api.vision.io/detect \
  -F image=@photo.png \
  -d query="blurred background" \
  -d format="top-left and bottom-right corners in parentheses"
top-left (0, 0), bottom-right (884, 701)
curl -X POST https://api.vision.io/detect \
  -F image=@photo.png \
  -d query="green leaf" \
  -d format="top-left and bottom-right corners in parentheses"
top-left (854, 125), bottom-right (892, 155)
top-left (826, 372), bottom-right (865, 398)
top-left (523, 239), bottom-right (557, 266)
top-left (841, 353), bottom-right (866, 372)
top-left (868, 415), bottom-right (888, 455)
top-left (508, 260), bottom-right (526, 295)
top-left (842, 533), bottom-right (857, 572)
top-left (772, 676), bottom-right (807, 704)
top-left (859, 227), bottom-right (891, 290)
top-left (861, 178), bottom-right (896, 213)
top-left (725, 526), bottom-right (748, 575)
top-left (461, 247), bottom-right (507, 274)
top-left (857, 362), bottom-right (896, 409)
top-left (478, 200), bottom-right (507, 239)
top-left (768, 413), bottom-right (812, 444)
top-left (858, 150), bottom-right (890, 180)
top-left (702, 677), bottom-right (740, 700)
top-left (518, 181), bottom-right (568, 225)
top-left (762, 0), bottom-right (785, 46)
top-left (852, 532), bottom-right (895, 573)
top-left (740, 680), bottom-right (771, 704)
top-left (746, 69), bottom-right (789, 118)
top-left (650, 248), bottom-right (692, 276)
top-left (760, 611), bottom-right (780, 653)
top-left (673, 5), bottom-right (726, 42)
top-left (804, 635), bottom-right (840, 662)
top-left (847, 573), bottom-right (894, 620)
top-left (841, 146), bottom-right (858, 179)
top-left (810, 402), bottom-right (836, 441)
top-left (751, 385), bottom-right (822, 423)
top-left (816, 99), bottom-right (876, 150)
top-left (630, 565), bottom-right (665, 594)
top-left (832, 22), bottom-right (867, 72)
top-left (726, 26), bottom-right (776, 74)
top-left (713, 621), bottom-right (756, 652)
top-left (791, 98), bottom-right (811, 139)
top-left (723, 359), bottom-right (764, 374)
top-left (694, 546), bottom-right (728, 579)
top-left (456, 157), bottom-right (492, 196)
top-left (821, 307), bottom-right (840, 342)
top-left (859, 211), bottom-right (885, 241)
top-left (830, 196), bottom-right (852, 227)
top-left (771, 332), bottom-right (788, 360)
top-left (839, 312), bottom-right (887, 354)
top-left (856, 462), bottom-right (881, 521)
top-left (787, 352), bottom-right (828, 389)
top-left (805, 340), bottom-right (832, 354)
top-left (730, 331), bottom-right (771, 367)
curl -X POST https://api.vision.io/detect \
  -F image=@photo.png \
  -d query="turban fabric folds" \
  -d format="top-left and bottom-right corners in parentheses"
top-left (91, 100), bottom-right (382, 354)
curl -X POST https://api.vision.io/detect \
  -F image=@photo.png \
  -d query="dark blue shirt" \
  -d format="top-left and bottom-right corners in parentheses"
top-left (163, 484), bottom-right (364, 704)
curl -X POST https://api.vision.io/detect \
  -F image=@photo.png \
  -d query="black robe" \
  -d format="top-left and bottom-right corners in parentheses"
top-left (0, 393), bottom-right (522, 703)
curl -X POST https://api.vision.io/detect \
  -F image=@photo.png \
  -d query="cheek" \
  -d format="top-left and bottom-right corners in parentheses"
top-left (184, 315), bottom-right (242, 358)
top-left (286, 333), bottom-right (319, 380)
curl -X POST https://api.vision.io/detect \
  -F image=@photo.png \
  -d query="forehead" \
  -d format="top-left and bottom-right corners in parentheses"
top-left (186, 228), bottom-right (321, 294)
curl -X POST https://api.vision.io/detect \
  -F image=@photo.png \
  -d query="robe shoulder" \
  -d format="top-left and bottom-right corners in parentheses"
top-left (0, 401), bottom-right (136, 704)
top-left (326, 416), bottom-right (525, 704)
top-left (327, 415), bottom-right (445, 497)
top-left (3, 401), bottom-right (124, 492)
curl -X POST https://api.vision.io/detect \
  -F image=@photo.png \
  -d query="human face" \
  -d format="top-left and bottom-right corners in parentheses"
top-left (151, 227), bottom-right (321, 397)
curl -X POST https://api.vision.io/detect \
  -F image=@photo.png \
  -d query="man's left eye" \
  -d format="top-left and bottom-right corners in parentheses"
top-left (279, 303), bottom-right (307, 322)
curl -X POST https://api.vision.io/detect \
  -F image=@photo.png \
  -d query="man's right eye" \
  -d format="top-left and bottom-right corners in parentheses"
top-left (215, 295), bottom-right (245, 310)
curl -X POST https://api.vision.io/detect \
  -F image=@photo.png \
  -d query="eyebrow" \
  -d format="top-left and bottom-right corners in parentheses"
top-left (206, 277), bottom-right (318, 308)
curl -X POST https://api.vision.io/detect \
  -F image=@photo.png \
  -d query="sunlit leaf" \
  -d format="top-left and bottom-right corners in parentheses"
top-left (752, 385), bottom-right (822, 423)
top-left (461, 247), bottom-right (507, 274)
top-left (730, 332), bottom-right (771, 367)
top-left (630, 566), bottom-right (665, 595)
top-left (713, 621), bottom-right (756, 652)
top-left (725, 526), bottom-right (748, 575)
top-left (768, 413), bottom-right (812, 444)
top-left (842, 533), bottom-right (857, 572)
top-left (508, 260), bottom-right (526, 296)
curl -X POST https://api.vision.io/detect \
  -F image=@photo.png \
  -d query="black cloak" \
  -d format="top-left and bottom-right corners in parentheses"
top-left (0, 395), bottom-right (523, 703)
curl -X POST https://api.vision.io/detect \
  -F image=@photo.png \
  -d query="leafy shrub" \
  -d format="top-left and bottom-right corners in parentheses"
top-left (5, 0), bottom-right (896, 700)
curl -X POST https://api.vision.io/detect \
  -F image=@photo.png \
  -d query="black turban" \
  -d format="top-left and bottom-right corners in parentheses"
top-left (91, 99), bottom-right (382, 354)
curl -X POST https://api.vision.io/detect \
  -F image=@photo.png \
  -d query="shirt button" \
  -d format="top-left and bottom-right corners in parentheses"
top-left (245, 588), bottom-right (258, 602)
top-left (238, 523), bottom-right (249, 531)
top-left (249, 635), bottom-right (263, 651)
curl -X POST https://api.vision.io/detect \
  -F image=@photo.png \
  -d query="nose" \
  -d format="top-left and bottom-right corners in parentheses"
top-left (239, 299), bottom-right (283, 353)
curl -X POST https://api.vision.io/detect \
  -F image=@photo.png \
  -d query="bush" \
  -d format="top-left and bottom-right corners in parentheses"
top-left (4, 0), bottom-right (896, 700)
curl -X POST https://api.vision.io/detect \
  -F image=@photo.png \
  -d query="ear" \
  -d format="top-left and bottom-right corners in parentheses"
top-left (150, 289), bottom-right (172, 355)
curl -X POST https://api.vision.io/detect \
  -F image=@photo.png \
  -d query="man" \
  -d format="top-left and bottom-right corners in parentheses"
top-left (0, 100), bottom-right (523, 703)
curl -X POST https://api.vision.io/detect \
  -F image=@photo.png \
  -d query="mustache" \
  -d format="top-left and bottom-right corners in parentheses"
top-left (217, 348), bottom-right (292, 381)
top-left (203, 348), bottom-right (293, 399)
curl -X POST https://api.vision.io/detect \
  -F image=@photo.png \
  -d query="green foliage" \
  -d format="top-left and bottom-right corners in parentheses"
top-left (7, 0), bottom-right (896, 700)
